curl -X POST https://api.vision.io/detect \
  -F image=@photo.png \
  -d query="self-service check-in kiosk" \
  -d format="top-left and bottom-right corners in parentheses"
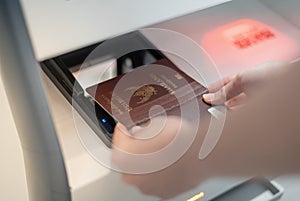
top-left (1, 0), bottom-right (300, 200)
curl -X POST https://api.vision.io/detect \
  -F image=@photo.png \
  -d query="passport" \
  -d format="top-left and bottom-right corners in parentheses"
top-left (86, 58), bottom-right (210, 129)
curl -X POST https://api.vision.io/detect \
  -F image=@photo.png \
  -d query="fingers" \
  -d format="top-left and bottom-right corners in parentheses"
top-left (206, 75), bottom-right (235, 93)
top-left (112, 117), bottom-right (187, 173)
top-left (203, 62), bottom-right (285, 106)
top-left (225, 93), bottom-right (247, 109)
top-left (112, 116), bottom-right (182, 154)
top-left (203, 74), bottom-right (244, 105)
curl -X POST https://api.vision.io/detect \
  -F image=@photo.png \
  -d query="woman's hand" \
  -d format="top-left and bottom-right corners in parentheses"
top-left (111, 116), bottom-right (209, 199)
top-left (203, 62), bottom-right (287, 109)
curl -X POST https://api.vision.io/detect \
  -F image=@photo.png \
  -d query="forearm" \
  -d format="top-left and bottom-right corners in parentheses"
top-left (199, 65), bottom-right (300, 178)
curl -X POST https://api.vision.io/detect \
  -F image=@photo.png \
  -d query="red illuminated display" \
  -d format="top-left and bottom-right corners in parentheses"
top-left (201, 19), bottom-right (299, 75)
top-left (223, 22), bottom-right (276, 49)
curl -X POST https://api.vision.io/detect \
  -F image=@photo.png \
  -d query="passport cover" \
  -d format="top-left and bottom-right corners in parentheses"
top-left (86, 58), bottom-right (210, 128)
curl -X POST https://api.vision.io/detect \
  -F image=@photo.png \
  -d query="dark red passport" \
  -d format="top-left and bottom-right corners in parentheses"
top-left (86, 58), bottom-right (209, 128)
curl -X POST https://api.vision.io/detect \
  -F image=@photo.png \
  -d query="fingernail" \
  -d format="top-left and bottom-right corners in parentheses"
top-left (203, 93), bottom-right (215, 102)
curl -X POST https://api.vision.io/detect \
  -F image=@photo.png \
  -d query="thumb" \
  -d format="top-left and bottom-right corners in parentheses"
top-left (203, 74), bottom-right (244, 105)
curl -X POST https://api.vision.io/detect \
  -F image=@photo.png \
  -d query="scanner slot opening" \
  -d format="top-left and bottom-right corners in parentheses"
top-left (41, 31), bottom-right (165, 147)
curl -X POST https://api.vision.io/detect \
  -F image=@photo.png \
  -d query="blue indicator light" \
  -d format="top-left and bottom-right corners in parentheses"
top-left (101, 118), bottom-right (107, 123)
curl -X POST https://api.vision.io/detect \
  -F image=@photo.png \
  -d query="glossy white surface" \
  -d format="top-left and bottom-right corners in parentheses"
top-left (20, 0), bottom-right (230, 61)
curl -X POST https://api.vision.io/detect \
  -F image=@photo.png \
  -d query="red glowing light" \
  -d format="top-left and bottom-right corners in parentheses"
top-left (201, 19), bottom-right (300, 76)
top-left (223, 21), bottom-right (276, 49)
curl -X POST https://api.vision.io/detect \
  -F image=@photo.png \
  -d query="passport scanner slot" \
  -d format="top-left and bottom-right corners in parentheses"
top-left (41, 31), bottom-right (165, 147)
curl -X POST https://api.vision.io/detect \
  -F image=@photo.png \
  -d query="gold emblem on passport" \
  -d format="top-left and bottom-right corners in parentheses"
top-left (132, 85), bottom-right (158, 104)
